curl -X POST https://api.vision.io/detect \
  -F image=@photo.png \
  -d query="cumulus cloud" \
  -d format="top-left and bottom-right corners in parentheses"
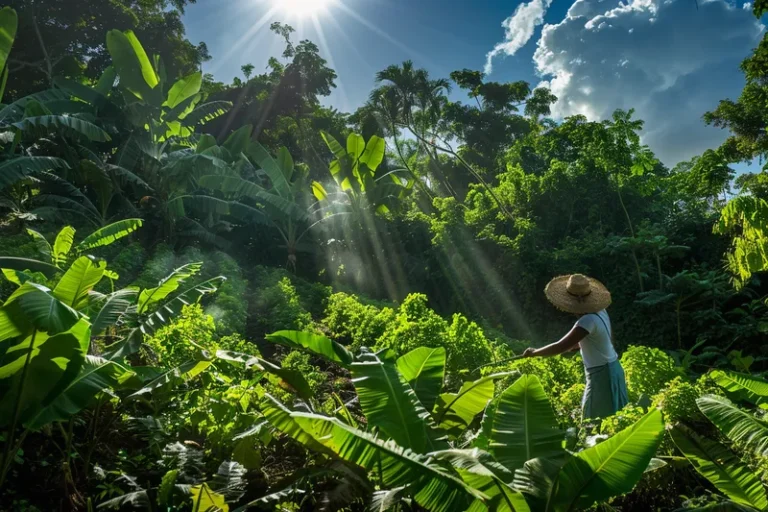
top-left (484, 0), bottom-right (554, 74)
top-left (531, 0), bottom-right (763, 165)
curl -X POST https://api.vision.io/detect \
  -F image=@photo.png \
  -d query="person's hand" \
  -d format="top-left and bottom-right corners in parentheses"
top-left (522, 347), bottom-right (536, 358)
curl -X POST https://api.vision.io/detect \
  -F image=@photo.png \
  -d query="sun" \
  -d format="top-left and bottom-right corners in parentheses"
top-left (276, 0), bottom-right (334, 17)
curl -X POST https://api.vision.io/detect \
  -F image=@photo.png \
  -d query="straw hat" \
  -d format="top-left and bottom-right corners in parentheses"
top-left (545, 274), bottom-right (612, 314)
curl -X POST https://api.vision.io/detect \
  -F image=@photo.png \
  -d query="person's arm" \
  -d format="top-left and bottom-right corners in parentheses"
top-left (522, 325), bottom-right (588, 358)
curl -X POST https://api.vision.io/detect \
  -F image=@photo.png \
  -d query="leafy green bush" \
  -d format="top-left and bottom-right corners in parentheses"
top-left (206, 251), bottom-right (248, 335)
top-left (599, 404), bottom-right (646, 437)
top-left (107, 241), bottom-right (147, 287)
top-left (143, 304), bottom-right (217, 368)
top-left (620, 345), bottom-right (681, 402)
top-left (555, 382), bottom-right (585, 427)
top-left (323, 292), bottom-right (396, 350)
top-left (250, 276), bottom-right (312, 337)
top-left (652, 376), bottom-right (701, 423)
top-left (507, 354), bottom-right (585, 404)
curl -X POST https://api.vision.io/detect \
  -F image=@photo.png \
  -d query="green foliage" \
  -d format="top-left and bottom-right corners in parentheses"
top-left (621, 345), bottom-right (681, 402)
top-left (143, 303), bottom-right (217, 368)
top-left (507, 354), bottom-right (585, 405)
top-left (323, 292), bottom-right (396, 350)
top-left (250, 276), bottom-right (312, 337)
top-left (652, 376), bottom-right (702, 423)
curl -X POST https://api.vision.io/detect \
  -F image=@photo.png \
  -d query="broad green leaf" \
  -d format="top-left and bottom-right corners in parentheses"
top-left (106, 30), bottom-right (156, 101)
top-left (198, 175), bottom-right (266, 200)
top-left (312, 180), bottom-right (328, 201)
top-left (430, 449), bottom-right (531, 512)
top-left (697, 394), bottom-right (768, 456)
top-left (222, 124), bottom-right (253, 157)
top-left (475, 374), bottom-right (563, 472)
top-left (321, 130), bottom-right (345, 160)
top-left (53, 226), bottom-right (76, 265)
top-left (360, 135), bottom-right (386, 172)
top-left (76, 219), bottom-right (143, 252)
top-left (396, 347), bottom-right (445, 413)
top-left (711, 370), bottom-right (768, 404)
top-left (266, 330), bottom-right (353, 366)
top-left (136, 262), bottom-right (202, 314)
top-left (95, 66), bottom-right (117, 97)
top-left (262, 395), bottom-right (332, 454)
top-left (0, 7), bottom-right (18, 72)
top-left (126, 358), bottom-right (213, 399)
top-left (26, 229), bottom-right (52, 261)
top-left (158, 470), bottom-right (179, 506)
top-left (0, 319), bottom-right (90, 427)
top-left (190, 483), bottom-right (228, 512)
top-left (164, 72), bottom-right (202, 109)
top-left (123, 31), bottom-right (159, 89)
top-left (4, 282), bottom-right (79, 334)
top-left (13, 115), bottom-right (111, 142)
top-left (196, 134), bottom-right (218, 153)
top-left (433, 372), bottom-right (516, 434)
top-left (671, 424), bottom-right (768, 510)
top-left (53, 256), bottom-right (106, 309)
top-left (277, 146), bottom-right (294, 181)
top-left (247, 141), bottom-right (291, 197)
top-left (347, 133), bottom-right (366, 162)
top-left (0, 257), bottom-right (60, 278)
top-left (181, 100), bottom-right (232, 127)
top-left (351, 358), bottom-right (441, 453)
top-left (0, 307), bottom-right (22, 343)
top-left (292, 412), bottom-right (484, 512)
top-left (217, 351), bottom-right (313, 401)
top-left (91, 289), bottom-right (137, 335)
top-left (0, 156), bottom-right (68, 190)
top-left (548, 408), bottom-right (664, 512)
top-left (26, 356), bottom-right (133, 429)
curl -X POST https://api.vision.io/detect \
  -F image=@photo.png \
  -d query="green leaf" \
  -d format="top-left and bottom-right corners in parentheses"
top-left (0, 156), bottom-right (68, 190)
top-left (106, 30), bottom-right (156, 101)
top-left (158, 470), bottom-right (179, 506)
top-left (95, 66), bottom-right (116, 97)
top-left (76, 219), bottom-right (143, 252)
top-left (222, 124), bottom-right (253, 157)
top-left (4, 282), bottom-right (79, 334)
top-left (266, 330), bottom-right (353, 366)
top-left (0, 7), bottom-right (18, 73)
top-left (321, 131), bottom-right (345, 159)
top-left (12, 115), bottom-right (111, 142)
top-left (53, 226), bottom-right (76, 266)
top-left (671, 424), bottom-right (768, 510)
top-left (277, 146), bottom-right (294, 181)
top-left (697, 394), bottom-right (768, 456)
top-left (262, 395), bottom-right (332, 454)
top-left (396, 347), bottom-right (445, 413)
top-left (90, 289), bottom-right (137, 335)
top-left (247, 141), bottom-right (291, 198)
top-left (0, 257), bottom-right (60, 278)
top-left (475, 374), bottom-right (563, 472)
top-left (429, 449), bottom-right (531, 512)
top-left (198, 175), bottom-right (266, 200)
top-left (164, 72), bottom-right (202, 109)
top-left (711, 370), bottom-right (768, 404)
top-left (137, 262), bottom-right (202, 314)
top-left (181, 101), bottom-right (232, 127)
top-left (360, 135), bottom-right (386, 172)
top-left (53, 256), bottom-right (106, 309)
top-left (347, 133), bottom-right (366, 162)
top-left (292, 412), bottom-right (484, 512)
top-left (25, 229), bottom-right (51, 262)
top-left (433, 372), bottom-right (516, 435)
top-left (123, 31), bottom-right (159, 89)
top-left (351, 357), bottom-right (441, 453)
top-left (196, 134), bottom-right (218, 153)
top-left (26, 356), bottom-right (133, 429)
top-left (190, 482), bottom-right (228, 512)
top-left (312, 181), bottom-right (328, 201)
top-left (548, 408), bottom-right (664, 512)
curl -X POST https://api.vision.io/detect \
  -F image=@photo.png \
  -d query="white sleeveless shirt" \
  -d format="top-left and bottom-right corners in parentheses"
top-left (575, 310), bottom-right (618, 369)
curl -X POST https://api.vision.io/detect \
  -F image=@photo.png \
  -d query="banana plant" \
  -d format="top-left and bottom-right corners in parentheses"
top-left (261, 330), bottom-right (665, 511)
top-left (671, 369), bottom-right (768, 511)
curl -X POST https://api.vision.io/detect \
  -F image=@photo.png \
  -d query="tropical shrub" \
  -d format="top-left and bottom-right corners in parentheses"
top-left (323, 291), bottom-right (396, 349)
top-left (250, 276), bottom-right (312, 337)
top-left (652, 376), bottom-right (701, 423)
top-left (621, 345), bottom-right (681, 401)
top-left (508, 353), bottom-right (585, 404)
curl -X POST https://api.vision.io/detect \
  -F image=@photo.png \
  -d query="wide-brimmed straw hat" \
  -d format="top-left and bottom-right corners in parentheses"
top-left (545, 274), bottom-right (612, 314)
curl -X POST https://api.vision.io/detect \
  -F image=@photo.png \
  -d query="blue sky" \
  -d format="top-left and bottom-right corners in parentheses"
top-left (182, 0), bottom-right (765, 169)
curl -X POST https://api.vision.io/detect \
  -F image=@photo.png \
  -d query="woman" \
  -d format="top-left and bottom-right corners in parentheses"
top-left (522, 274), bottom-right (628, 420)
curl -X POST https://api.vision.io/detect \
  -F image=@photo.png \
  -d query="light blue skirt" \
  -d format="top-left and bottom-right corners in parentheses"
top-left (582, 359), bottom-right (629, 420)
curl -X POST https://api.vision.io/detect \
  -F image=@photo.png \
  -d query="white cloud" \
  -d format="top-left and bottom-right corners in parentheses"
top-left (529, 0), bottom-right (763, 165)
top-left (484, 0), bottom-right (554, 74)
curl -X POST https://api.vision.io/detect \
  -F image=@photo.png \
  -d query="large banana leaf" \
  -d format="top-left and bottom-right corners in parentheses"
top-left (0, 257), bottom-right (60, 278)
top-left (671, 424), bottom-right (768, 510)
top-left (266, 330), bottom-right (353, 366)
top-left (137, 262), bottom-right (202, 314)
top-left (0, 156), bottom-right (68, 190)
top-left (350, 357), bottom-right (442, 453)
top-left (106, 29), bottom-right (158, 102)
top-left (25, 229), bottom-right (51, 261)
top-left (181, 100), bottom-right (232, 127)
top-left (222, 124), bottom-right (253, 157)
top-left (164, 72), bottom-right (202, 109)
top-left (90, 289), bottom-right (138, 335)
top-left (547, 408), bottom-right (664, 512)
top-left (127, 358), bottom-right (213, 400)
top-left (430, 449), bottom-right (531, 512)
top-left (3, 282), bottom-right (79, 334)
top-left (76, 219), bottom-right (143, 252)
top-left (26, 356), bottom-right (133, 429)
top-left (216, 350), bottom-right (312, 400)
top-left (247, 142), bottom-right (291, 198)
top-left (291, 412), bottom-right (485, 512)
top-left (190, 482), bottom-right (228, 512)
top-left (697, 394), bottom-right (768, 456)
top-left (52, 256), bottom-right (106, 309)
top-left (396, 347), bottom-right (445, 413)
top-left (53, 226), bottom-right (76, 266)
top-left (0, 319), bottom-right (90, 426)
top-left (198, 175), bottom-right (266, 200)
top-left (360, 135), bottom-right (386, 173)
top-left (13, 115), bottom-right (111, 142)
top-left (433, 372), bottom-right (516, 434)
top-left (711, 370), bottom-right (768, 404)
top-left (0, 7), bottom-right (17, 73)
top-left (262, 395), bottom-right (333, 454)
top-left (475, 374), bottom-right (563, 472)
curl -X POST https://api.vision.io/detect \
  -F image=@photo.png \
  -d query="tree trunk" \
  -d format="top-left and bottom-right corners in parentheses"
top-left (615, 179), bottom-right (644, 292)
